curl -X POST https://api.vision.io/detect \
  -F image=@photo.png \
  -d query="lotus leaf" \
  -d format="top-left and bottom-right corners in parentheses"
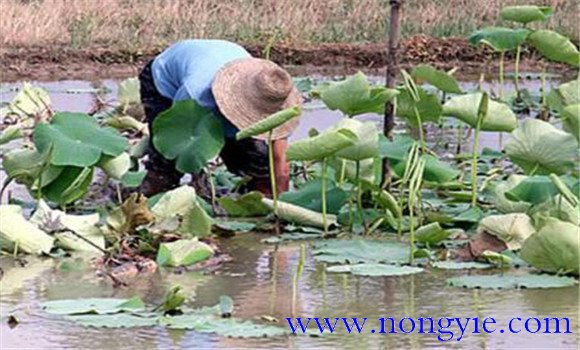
top-left (312, 239), bottom-right (409, 264)
top-left (66, 314), bottom-right (158, 328)
top-left (469, 27), bottom-right (529, 52)
top-left (29, 200), bottom-right (105, 253)
top-left (411, 64), bottom-right (462, 93)
top-left (561, 104), bottom-right (580, 141)
top-left (488, 175), bottom-right (531, 213)
top-left (217, 191), bottom-right (270, 217)
top-left (117, 77), bottom-right (141, 107)
top-left (0, 125), bottom-right (23, 146)
top-left (0, 82), bottom-right (51, 121)
top-left (330, 118), bottom-right (379, 161)
top-left (396, 86), bottom-right (442, 126)
top-left (41, 167), bottom-right (94, 206)
top-left (448, 274), bottom-right (576, 289)
top-left (478, 213), bottom-right (536, 250)
top-left (415, 222), bottom-right (450, 246)
top-left (152, 100), bottom-right (224, 173)
top-left (3, 148), bottom-right (50, 187)
top-left (214, 221), bottom-right (257, 233)
top-left (313, 71), bottom-right (398, 117)
top-left (443, 93), bottom-right (517, 131)
top-left (500, 6), bottom-right (553, 24)
top-left (505, 119), bottom-right (578, 175)
top-left (329, 157), bottom-right (376, 183)
top-left (262, 198), bottom-right (337, 230)
top-left (504, 175), bottom-right (565, 204)
top-left (279, 179), bottom-right (348, 214)
top-left (431, 261), bottom-right (493, 270)
top-left (0, 205), bottom-right (54, 255)
top-left (327, 263), bottom-right (424, 276)
top-left (236, 106), bottom-right (301, 140)
top-left (481, 251), bottom-right (513, 266)
top-left (156, 238), bottom-right (214, 267)
top-left (42, 296), bottom-right (146, 315)
top-left (97, 152), bottom-right (131, 180)
top-left (286, 128), bottom-right (357, 161)
top-left (527, 30), bottom-right (580, 67)
top-left (520, 218), bottom-right (579, 275)
top-left (151, 186), bottom-right (213, 237)
top-left (161, 315), bottom-right (287, 337)
top-left (530, 195), bottom-right (580, 226)
top-left (34, 112), bottom-right (128, 167)
top-left (121, 171), bottom-right (147, 188)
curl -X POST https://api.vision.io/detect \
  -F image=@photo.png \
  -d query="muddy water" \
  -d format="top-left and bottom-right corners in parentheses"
top-left (1, 77), bottom-right (578, 349)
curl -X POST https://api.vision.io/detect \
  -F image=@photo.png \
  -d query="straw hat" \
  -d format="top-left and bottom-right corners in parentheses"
top-left (212, 58), bottom-right (302, 140)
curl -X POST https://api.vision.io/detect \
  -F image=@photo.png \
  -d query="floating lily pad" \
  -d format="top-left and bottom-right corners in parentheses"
top-left (41, 296), bottom-right (146, 315)
top-left (432, 261), bottom-right (493, 270)
top-left (214, 221), bottom-right (257, 233)
top-left (161, 315), bottom-right (287, 338)
top-left (447, 274), bottom-right (577, 289)
top-left (66, 314), bottom-right (158, 328)
top-left (312, 239), bottom-right (409, 264)
top-left (327, 264), bottom-right (423, 276)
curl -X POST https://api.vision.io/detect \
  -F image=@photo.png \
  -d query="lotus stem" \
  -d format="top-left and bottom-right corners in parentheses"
top-left (470, 121), bottom-right (482, 207)
top-left (267, 130), bottom-right (278, 214)
top-left (206, 169), bottom-right (218, 214)
top-left (291, 244), bottom-right (306, 317)
top-left (412, 106), bottom-right (426, 153)
top-left (116, 183), bottom-right (123, 204)
top-left (321, 158), bottom-right (328, 233)
top-left (498, 52), bottom-right (505, 149)
top-left (514, 45), bottom-right (521, 100)
top-left (355, 160), bottom-right (366, 234)
top-left (540, 66), bottom-right (548, 121)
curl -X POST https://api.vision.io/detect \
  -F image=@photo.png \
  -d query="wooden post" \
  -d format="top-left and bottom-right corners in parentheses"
top-left (382, 0), bottom-right (402, 185)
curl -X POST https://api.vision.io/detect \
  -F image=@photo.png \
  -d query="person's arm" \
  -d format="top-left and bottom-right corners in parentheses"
top-left (272, 138), bottom-right (290, 193)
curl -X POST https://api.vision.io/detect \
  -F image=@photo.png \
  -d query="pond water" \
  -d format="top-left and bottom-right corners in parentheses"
top-left (1, 76), bottom-right (578, 349)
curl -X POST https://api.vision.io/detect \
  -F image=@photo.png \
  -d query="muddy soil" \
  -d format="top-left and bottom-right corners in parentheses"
top-left (0, 35), bottom-right (573, 82)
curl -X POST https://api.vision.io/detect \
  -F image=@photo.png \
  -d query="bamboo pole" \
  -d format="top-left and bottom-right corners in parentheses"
top-left (382, 0), bottom-right (402, 185)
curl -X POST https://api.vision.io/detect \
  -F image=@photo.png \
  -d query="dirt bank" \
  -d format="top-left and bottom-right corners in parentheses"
top-left (0, 35), bottom-right (573, 82)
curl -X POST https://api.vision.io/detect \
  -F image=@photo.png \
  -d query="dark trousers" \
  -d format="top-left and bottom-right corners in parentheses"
top-left (138, 60), bottom-right (269, 190)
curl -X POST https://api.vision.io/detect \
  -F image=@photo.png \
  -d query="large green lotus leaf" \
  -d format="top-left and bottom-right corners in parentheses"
top-left (328, 157), bottom-right (376, 183)
top-left (29, 200), bottom-right (105, 253)
top-left (447, 274), bottom-right (576, 289)
top-left (327, 263), bottom-right (423, 276)
top-left (97, 152), bottom-right (131, 180)
top-left (152, 100), bottom-right (225, 173)
top-left (161, 314), bottom-right (287, 337)
top-left (468, 27), bottom-right (530, 52)
top-left (504, 175), bottom-right (567, 204)
top-left (66, 314), bottom-right (158, 328)
top-left (500, 6), bottom-right (553, 24)
top-left (41, 296), bottom-right (146, 315)
top-left (443, 93), bottom-right (517, 131)
top-left (3, 148), bottom-right (50, 187)
top-left (262, 198), bottom-right (337, 230)
top-left (415, 222), bottom-right (450, 246)
top-left (520, 218), bottom-right (579, 275)
top-left (42, 167), bottom-right (94, 206)
top-left (411, 64), bottom-right (462, 93)
top-left (330, 119), bottom-right (379, 161)
top-left (505, 119), bottom-right (578, 175)
top-left (151, 186), bottom-right (212, 237)
top-left (0, 125), bottom-right (23, 146)
top-left (34, 112), bottom-right (128, 167)
top-left (314, 72), bottom-right (398, 117)
top-left (279, 179), bottom-right (348, 214)
top-left (478, 213), bottom-right (536, 250)
top-left (217, 191), bottom-right (270, 217)
top-left (488, 175), bottom-right (531, 213)
top-left (378, 134), bottom-right (414, 161)
top-left (0, 205), bottom-right (54, 255)
top-left (527, 30), bottom-right (580, 67)
top-left (548, 79), bottom-right (580, 114)
top-left (286, 128), bottom-right (357, 161)
top-left (561, 104), bottom-right (580, 141)
top-left (0, 82), bottom-right (51, 121)
top-left (236, 106), bottom-right (301, 140)
top-left (156, 238), bottom-right (214, 267)
top-left (396, 87), bottom-right (442, 126)
top-left (432, 261), bottom-right (493, 270)
top-left (312, 239), bottom-right (410, 264)
top-left (120, 171), bottom-right (147, 188)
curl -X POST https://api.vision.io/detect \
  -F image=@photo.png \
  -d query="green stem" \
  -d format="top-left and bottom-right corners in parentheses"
top-left (413, 106), bottom-right (426, 153)
top-left (408, 198), bottom-right (415, 264)
top-left (355, 161), bottom-right (365, 234)
top-left (321, 158), bottom-right (328, 233)
top-left (268, 131), bottom-right (277, 214)
top-left (514, 45), bottom-right (521, 99)
top-left (207, 169), bottom-right (218, 214)
top-left (471, 124), bottom-right (482, 207)
top-left (498, 52), bottom-right (505, 148)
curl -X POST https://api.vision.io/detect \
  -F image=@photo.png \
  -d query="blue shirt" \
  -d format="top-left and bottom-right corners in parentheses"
top-left (151, 39), bottom-right (251, 138)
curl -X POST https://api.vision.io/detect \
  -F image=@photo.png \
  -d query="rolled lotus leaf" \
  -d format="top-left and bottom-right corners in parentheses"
top-left (236, 106), bottom-right (301, 140)
top-left (97, 152), bottom-right (131, 180)
top-left (469, 27), bottom-right (530, 52)
top-left (520, 218), bottom-right (579, 275)
top-left (411, 64), bottom-right (462, 93)
top-left (478, 213), bottom-right (536, 250)
top-left (489, 174), bottom-right (531, 213)
top-left (286, 128), bottom-right (357, 161)
top-left (331, 119), bottom-right (379, 161)
top-left (500, 5), bottom-right (553, 24)
top-left (3, 148), bottom-right (50, 187)
top-left (505, 119), bottom-right (578, 175)
top-left (262, 198), bottom-right (337, 230)
top-left (156, 238), bottom-right (214, 267)
top-left (0, 205), bottom-right (54, 255)
top-left (527, 30), bottom-right (580, 67)
top-left (443, 93), bottom-right (517, 131)
top-left (415, 222), bottom-right (450, 246)
top-left (374, 190), bottom-right (402, 218)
